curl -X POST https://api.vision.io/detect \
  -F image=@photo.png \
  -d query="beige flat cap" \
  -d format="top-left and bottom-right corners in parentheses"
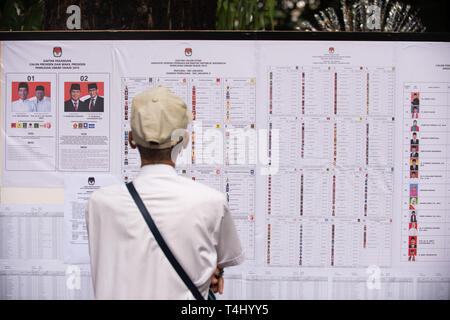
top-left (131, 86), bottom-right (193, 149)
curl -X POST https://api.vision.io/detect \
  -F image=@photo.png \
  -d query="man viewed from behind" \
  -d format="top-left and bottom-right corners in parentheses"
top-left (86, 86), bottom-right (244, 299)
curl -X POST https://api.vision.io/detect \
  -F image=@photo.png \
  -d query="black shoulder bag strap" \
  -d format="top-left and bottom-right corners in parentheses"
top-left (126, 181), bottom-right (205, 300)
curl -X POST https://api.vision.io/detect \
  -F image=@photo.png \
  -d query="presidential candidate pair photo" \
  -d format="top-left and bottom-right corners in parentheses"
top-left (11, 82), bottom-right (51, 113)
top-left (64, 83), bottom-right (104, 112)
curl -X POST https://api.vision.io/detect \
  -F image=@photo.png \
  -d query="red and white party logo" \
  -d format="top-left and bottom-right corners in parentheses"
top-left (53, 47), bottom-right (62, 57)
top-left (185, 48), bottom-right (192, 56)
top-left (329, 47), bottom-right (335, 54)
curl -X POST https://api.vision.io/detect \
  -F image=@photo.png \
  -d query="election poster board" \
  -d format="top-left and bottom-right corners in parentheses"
top-left (0, 33), bottom-right (449, 299)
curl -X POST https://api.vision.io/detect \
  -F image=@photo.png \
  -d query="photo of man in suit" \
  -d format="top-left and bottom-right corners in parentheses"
top-left (410, 145), bottom-right (419, 158)
top-left (411, 132), bottom-right (419, 145)
top-left (85, 83), bottom-right (104, 112)
top-left (411, 92), bottom-right (420, 106)
top-left (410, 158), bottom-right (419, 171)
top-left (411, 106), bottom-right (419, 119)
top-left (410, 210), bottom-right (417, 223)
top-left (65, 83), bottom-right (88, 112)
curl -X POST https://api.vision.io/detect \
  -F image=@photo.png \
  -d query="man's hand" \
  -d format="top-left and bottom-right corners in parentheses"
top-left (210, 268), bottom-right (224, 294)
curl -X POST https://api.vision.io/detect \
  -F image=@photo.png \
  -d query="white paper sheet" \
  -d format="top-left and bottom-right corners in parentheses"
top-left (63, 173), bottom-right (120, 264)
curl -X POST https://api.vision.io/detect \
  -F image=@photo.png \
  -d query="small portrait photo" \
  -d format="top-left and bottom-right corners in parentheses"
top-left (411, 120), bottom-right (419, 132)
top-left (11, 82), bottom-right (51, 113)
top-left (410, 145), bottom-right (419, 158)
top-left (64, 82), bottom-right (104, 112)
top-left (410, 170), bottom-right (419, 179)
top-left (409, 223), bottom-right (418, 237)
top-left (411, 105), bottom-right (419, 118)
top-left (411, 92), bottom-right (420, 106)
top-left (410, 158), bottom-right (419, 171)
top-left (409, 236), bottom-right (417, 247)
top-left (409, 170), bottom-right (419, 179)
top-left (411, 132), bottom-right (419, 145)
top-left (408, 247), bottom-right (417, 261)
top-left (409, 196), bottom-right (418, 206)
top-left (410, 184), bottom-right (418, 197)
top-left (410, 210), bottom-right (417, 223)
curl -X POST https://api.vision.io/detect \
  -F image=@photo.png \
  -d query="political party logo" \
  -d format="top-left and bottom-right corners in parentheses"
top-left (46, 122), bottom-right (52, 129)
top-left (23, 123), bottom-right (27, 128)
top-left (185, 48), bottom-right (192, 56)
top-left (53, 47), bottom-right (62, 57)
top-left (89, 124), bottom-right (95, 128)
top-left (83, 123), bottom-right (88, 129)
top-left (88, 177), bottom-right (95, 185)
top-left (11, 123), bottom-right (16, 128)
top-left (34, 123), bottom-right (39, 128)
top-left (329, 47), bottom-right (335, 54)
top-left (78, 123), bottom-right (83, 128)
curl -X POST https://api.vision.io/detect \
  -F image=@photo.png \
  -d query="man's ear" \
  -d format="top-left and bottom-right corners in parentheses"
top-left (170, 129), bottom-right (189, 149)
top-left (129, 131), bottom-right (137, 149)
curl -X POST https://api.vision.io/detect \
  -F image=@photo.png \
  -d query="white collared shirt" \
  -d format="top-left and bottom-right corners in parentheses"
top-left (12, 99), bottom-right (35, 112)
top-left (86, 164), bottom-right (244, 300)
top-left (34, 96), bottom-right (51, 112)
top-left (71, 99), bottom-right (80, 110)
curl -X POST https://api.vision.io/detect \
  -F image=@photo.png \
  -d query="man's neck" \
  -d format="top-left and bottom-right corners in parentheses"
top-left (141, 159), bottom-right (175, 168)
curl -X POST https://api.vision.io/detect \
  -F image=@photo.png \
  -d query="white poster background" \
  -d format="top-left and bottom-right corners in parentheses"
top-left (64, 173), bottom-right (120, 264)
top-left (1, 41), bottom-right (115, 187)
top-left (57, 73), bottom-right (111, 172)
top-left (4, 73), bottom-right (57, 172)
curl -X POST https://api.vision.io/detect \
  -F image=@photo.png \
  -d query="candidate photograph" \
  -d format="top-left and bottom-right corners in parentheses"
top-left (64, 82), bottom-right (104, 112)
top-left (11, 82), bottom-right (51, 113)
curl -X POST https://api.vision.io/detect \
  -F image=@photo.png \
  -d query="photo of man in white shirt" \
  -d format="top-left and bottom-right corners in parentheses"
top-left (11, 82), bottom-right (35, 112)
top-left (33, 85), bottom-right (51, 112)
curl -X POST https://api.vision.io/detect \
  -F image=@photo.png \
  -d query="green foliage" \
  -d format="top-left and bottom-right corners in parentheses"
top-left (216, 0), bottom-right (276, 30)
top-left (0, 0), bottom-right (43, 31)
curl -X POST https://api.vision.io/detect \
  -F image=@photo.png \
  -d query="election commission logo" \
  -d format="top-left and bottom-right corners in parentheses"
top-left (185, 48), bottom-right (192, 56)
top-left (53, 47), bottom-right (62, 57)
